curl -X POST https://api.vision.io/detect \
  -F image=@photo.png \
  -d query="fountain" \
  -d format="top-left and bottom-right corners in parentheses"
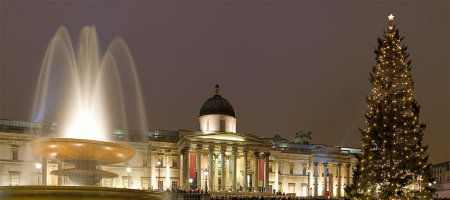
top-left (29, 138), bottom-right (135, 186)
top-left (0, 26), bottom-right (162, 199)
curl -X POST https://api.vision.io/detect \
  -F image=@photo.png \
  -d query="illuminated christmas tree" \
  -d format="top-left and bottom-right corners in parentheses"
top-left (346, 14), bottom-right (434, 199)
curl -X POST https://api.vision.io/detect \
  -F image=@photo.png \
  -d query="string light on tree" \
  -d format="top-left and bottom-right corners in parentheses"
top-left (345, 14), bottom-right (435, 200)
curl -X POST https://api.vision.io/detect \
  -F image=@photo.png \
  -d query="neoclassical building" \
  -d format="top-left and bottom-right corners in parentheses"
top-left (0, 85), bottom-right (359, 197)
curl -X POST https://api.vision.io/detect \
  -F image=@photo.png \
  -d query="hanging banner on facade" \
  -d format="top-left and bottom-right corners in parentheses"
top-left (329, 175), bottom-right (333, 196)
top-left (259, 158), bottom-right (264, 180)
top-left (190, 154), bottom-right (196, 178)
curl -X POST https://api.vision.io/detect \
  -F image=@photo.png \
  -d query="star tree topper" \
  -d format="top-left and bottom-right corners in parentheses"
top-left (388, 14), bottom-right (395, 21)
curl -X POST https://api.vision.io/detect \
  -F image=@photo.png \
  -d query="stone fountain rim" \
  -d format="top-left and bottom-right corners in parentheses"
top-left (28, 137), bottom-right (136, 165)
top-left (0, 185), bottom-right (166, 199)
top-left (29, 137), bottom-right (135, 150)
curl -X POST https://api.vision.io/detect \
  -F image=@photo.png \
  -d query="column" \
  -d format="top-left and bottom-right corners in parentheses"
top-left (243, 150), bottom-right (248, 192)
top-left (253, 151), bottom-right (259, 192)
top-left (214, 153), bottom-right (219, 191)
top-left (147, 149), bottom-right (152, 189)
top-left (58, 162), bottom-right (63, 185)
top-left (221, 148), bottom-right (226, 191)
top-left (337, 163), bottom-right (342, 197)
top-left (264, 152), bottom-right (270, 192)
top-left (42, 157), bottom-right (47, 186)
top-left (196, 146), bottom-right (202, 190)
top-left (314, 162), bottom-right (318, 197)
top-left (151, 149), bottom-right (157, 189)
top-left (274, 158), bottom-right (279, 192)
top-left (323, 163), bottom-right (328, 197)
top-left (226, 155), bottom-right (230, 190)
top-left (307, 162), bottom-right (311, 196)
top-left (208, 147), bottom-right (214, 191)
top-left (182, 147), bottom-right (190, 190)
top-left (231, 148), bottom-right (237, 191)
top-left (165, 150), bottom-right (171, 189)
top-left (346, 163), bottom-right (351, 186)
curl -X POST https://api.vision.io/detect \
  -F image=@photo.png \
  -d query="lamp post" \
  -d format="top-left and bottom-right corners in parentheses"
top-left (204, 169), bottom-right (209, 193)
top-left (157, 161), bottom-right (161, 190)
top-left (189, 178), bottom-right (193, 191)
top-left (35, 163), bottom-right (42, 185)
top-left (306, 168), bottom-right (310, 196)
top-left (126, 167), bottom-right (132, 188)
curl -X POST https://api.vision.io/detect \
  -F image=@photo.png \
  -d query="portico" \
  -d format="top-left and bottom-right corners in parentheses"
top-left (178, 132), bottom-right (272, 192)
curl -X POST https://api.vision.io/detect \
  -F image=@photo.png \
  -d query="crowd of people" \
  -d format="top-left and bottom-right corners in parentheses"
top-left (169, 189), bottom-right (449, 200)
top-left (210, 196), bottom-right (340, 200)
top-left (171, 188), bottom-right (208, 194)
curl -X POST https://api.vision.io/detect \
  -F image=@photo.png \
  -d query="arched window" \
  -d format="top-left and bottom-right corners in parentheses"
top-left (220, 119), bottom-right (225, 131)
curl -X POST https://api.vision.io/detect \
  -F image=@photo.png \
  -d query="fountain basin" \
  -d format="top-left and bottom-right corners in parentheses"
top-left (0, 186), bottom-right (165, 200)
top-left (29, 138), bottom-right (135, 165)
top-left (29, 138), bottom-right (135, 186)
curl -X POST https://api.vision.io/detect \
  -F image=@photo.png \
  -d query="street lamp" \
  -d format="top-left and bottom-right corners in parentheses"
top-left (204, 169), bottom-right (209, 193)
top-left (35, 163), bottom-right (42, 185)
top-left (126, 167), bottom-right (132, 188)
top-left (157, 161), bottom-right (161, 190)
top-left (189, 178), bottom-right (193, 191)
top-left (35, 163), bottom-right (42, 169)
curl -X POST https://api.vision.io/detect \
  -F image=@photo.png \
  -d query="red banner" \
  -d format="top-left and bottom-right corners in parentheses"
top-left (259, 158), bottom-right (264, 180)
top-left (329, 175), bottom-right (333, 195)
top-left (190, 154), bottom-right (196, 178)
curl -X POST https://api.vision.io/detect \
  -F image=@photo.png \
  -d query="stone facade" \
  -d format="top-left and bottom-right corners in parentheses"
top-left (0, 126), bottom-right (358, 197)
top-left (432, 161), bottom-right (450, 198)
top-left (0, 86), bottom-right (359, 197)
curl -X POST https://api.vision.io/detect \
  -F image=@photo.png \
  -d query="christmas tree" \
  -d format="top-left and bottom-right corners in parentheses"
top-left (346, 14), bottom-right (435, 199)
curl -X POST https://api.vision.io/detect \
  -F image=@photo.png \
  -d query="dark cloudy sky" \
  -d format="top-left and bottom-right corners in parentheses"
top-left (0, 1), bottom-right (448, 164)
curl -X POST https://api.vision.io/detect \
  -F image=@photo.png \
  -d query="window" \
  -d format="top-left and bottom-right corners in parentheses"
top-left (9, 171), bottom-right (20, 186)
top-left (122, 176), bottom-right (131, 188)
top-left (158, 181), bottom-right (164, 190)
top-left (143, 156), bottom-right (148, 167)
top-left (269, 185), bottom-right (273, 192)
top-left (303, 167), bottom-right (307, 175)
top-left (103, 178), bottom-right (113, 187)
top-left (288, 183), bottom-right (295, 193)
top-left (141, 177), bottom-right (150, 189)
top-left (220, 119), bottom-right (225, 131)
top-left (301, 184), bottom-right (308, 197)
top-left (289, 164), bottom-right (294, 175)
top-left (157, 157), bottom-right (164, 167)
top-left (218, 154), bottom-right (222, 171)
top-left (229, 156), bottom-right (233, 173)
top-left (172, 181), bottom-right (178, 190)
top-left (172, 157), bottom-right (178, 168)
top-left (12, 147), bottom-right (18, 161)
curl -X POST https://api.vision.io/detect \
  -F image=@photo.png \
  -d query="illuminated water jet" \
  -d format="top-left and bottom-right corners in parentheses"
top-left (31, 26), bottom-right (147, 141)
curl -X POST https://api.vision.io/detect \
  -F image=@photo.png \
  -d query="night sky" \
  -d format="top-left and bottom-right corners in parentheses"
top-left (0, 1), bottom-right (448, 164)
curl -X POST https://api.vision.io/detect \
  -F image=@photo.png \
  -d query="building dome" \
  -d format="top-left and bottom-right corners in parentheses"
top-left (198, 85), bottom-right (237, 134)
top-left (199, 85), bottom-right (235, 117)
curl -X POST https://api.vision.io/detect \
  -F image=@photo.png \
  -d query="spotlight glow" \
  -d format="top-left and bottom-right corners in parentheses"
top-left (64, 109), bottom-right (106, 141)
